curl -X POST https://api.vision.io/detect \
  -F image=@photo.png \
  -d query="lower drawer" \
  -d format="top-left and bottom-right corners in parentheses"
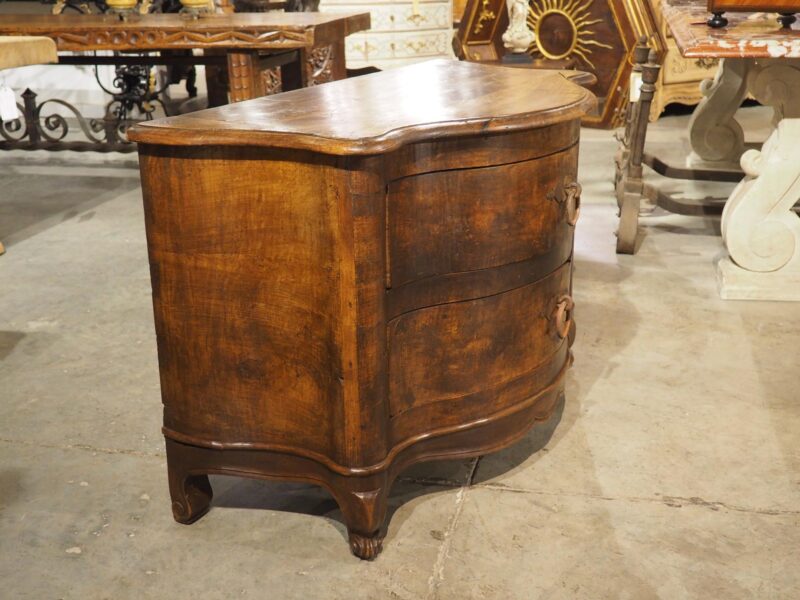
top-left (387, 262), bottom-right (573, 444)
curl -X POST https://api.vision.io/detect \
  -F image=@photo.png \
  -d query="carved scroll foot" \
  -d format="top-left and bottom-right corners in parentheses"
top-left (332, 481), bottom-right (389, 560)
top-left (348, 531), bottom-right (385, 560)
top-left (169, 470), bottom-right (212, 524)
top-left (167, 456), bottom-right (213, 524)
top-left (688, 58), bottom-right (748, 164)
top-left (716, 118), bottom-right (800, 301)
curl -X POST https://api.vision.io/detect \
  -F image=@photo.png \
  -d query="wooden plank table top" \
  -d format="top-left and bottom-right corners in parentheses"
top-left (0, 12), bottom-right (371, 52)
top-left (662, 0), bottom-right (800, 58)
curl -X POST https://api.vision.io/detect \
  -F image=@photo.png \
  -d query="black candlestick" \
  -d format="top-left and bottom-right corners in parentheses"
top-left (707, 11), bottom-right (728, 28)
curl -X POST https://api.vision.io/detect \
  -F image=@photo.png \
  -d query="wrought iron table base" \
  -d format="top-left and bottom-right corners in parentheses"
top-left (0, 50), bottom-right (299, 152)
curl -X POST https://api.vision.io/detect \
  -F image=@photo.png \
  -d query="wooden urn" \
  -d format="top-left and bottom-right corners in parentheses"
top-left (129, 60), bottom-right (595, 559)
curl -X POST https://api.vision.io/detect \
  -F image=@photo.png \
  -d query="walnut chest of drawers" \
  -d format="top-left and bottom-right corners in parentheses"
top-left (129, 60), bottom-right (594, 560)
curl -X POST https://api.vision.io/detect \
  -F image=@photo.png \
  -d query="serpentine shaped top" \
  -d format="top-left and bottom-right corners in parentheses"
top-left (128, 59), bottom-right (596, 155)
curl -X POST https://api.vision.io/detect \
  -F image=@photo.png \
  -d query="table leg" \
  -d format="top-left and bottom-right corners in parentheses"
top-left (280, 48), bottom-right (309, 92)
top-left (615, 50), bottom-right (661, 255)
top-left (307, 41), bottom-right (346, 85)
top-left (716, 61), bottom-right (800, 301)
top-left (205, 50), bottom-right (229, 107)
top-left (227, 51), bottom-right (267, 103)
top-left (281, 42), bottom-right (347, 92)
top-left (688, 58), bottom-right (748, 165)
top-left (746, 58), bottom-right (800, 122)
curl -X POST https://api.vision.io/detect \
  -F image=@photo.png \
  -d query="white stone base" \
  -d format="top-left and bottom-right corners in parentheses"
top-left (686, 151), bottom-right (742, 173)
top-left (716, 255), bottom-right (800, 301)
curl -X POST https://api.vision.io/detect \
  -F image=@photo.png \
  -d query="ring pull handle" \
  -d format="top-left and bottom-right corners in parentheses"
top-left (564, 181), bottom-right (581, 227)
top-left (553, 294), bottom-right (574, 339)
top-left (547, 179), bottom-right (582, 227)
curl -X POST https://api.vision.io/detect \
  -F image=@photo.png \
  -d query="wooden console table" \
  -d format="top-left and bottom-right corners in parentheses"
top-left (0, 12), bottom-right (369, 151)
top-left (129, 60), bottom-right (594, 559)
top-left (616, 0), bottom-right (800, 300)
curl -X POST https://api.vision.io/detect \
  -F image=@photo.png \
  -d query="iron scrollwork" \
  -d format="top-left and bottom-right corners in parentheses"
top-left (0, 63), bottom-right (169, 152)
top-left (0, 0), bottom-right (192, 151)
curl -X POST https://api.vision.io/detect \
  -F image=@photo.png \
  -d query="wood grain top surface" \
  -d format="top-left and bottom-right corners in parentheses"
top-left (129, 59), bottom-right (596, 155)
top-left (663, 0), bottom-right (800, 57)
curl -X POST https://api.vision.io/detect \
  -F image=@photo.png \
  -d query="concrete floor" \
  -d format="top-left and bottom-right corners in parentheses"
top-left (1, 108), bottom-right (799, 599)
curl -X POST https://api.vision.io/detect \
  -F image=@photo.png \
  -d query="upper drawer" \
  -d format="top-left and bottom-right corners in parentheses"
top-left (321, 2), bottom-right (452, 32)
top-left (387, 145), bottom-right (580, 289)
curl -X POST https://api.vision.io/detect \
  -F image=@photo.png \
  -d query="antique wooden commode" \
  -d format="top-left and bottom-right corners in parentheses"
top-left (129, 60), bottom-right (594, 559)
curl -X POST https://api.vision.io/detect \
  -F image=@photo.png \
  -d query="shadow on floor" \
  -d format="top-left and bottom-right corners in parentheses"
top-left (0, 172), bottom-right (139, 249)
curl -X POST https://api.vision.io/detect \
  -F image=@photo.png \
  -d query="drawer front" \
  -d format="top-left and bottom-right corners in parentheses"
top-left (388, 145), bottom-right (579, 289)
top-left (321, 2), bottom-right (452, 32)
top-left (388, 263), bottom-right (573, 442)
top-left (662, 40), bottom-right (718, 85)
top-left (347, 30), bottom-right (452, 60)
top-left (344, 35), bottom-right (370, 62)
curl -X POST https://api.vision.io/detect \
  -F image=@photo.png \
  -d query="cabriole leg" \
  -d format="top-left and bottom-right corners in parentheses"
top-left (331, 476), bottom-right (389, 560)
top-left (166, 440), bottom-right (213, 524)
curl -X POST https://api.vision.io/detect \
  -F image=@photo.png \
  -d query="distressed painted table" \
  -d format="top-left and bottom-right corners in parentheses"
top-left (129, 59), bottom-right (594, 559)
top-left (620, 0), bottom-right (800, 300)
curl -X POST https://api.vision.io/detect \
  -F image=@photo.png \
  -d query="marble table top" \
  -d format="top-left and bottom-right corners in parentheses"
top-left (662, 0), bottom-right (800, 58)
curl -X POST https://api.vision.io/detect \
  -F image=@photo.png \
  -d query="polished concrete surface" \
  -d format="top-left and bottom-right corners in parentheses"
top-left (1, 108), bottom-right (799, 599)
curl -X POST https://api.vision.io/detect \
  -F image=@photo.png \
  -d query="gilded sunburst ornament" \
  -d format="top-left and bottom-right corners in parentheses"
top-left (526, 0), bottom-right (612, 68)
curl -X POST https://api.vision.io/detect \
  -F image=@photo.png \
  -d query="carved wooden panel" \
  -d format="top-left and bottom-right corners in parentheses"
top-left (453, 0), bottom-right (509, 61)
top-left (454, 0), bottom-right (662, 128)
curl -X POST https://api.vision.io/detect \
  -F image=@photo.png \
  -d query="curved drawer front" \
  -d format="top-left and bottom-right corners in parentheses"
top-left (388, 263), bottom-right (572, 443)
top-left (388, 145), bottom-right (578, 289)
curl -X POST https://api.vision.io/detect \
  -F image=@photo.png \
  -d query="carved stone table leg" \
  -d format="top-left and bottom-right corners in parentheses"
top-left (716, 118), bottom-right (800, 300)
top-left (747, 58), bottom-right (800, 122)
top-left (688, 58), bottom-right (749, 166)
